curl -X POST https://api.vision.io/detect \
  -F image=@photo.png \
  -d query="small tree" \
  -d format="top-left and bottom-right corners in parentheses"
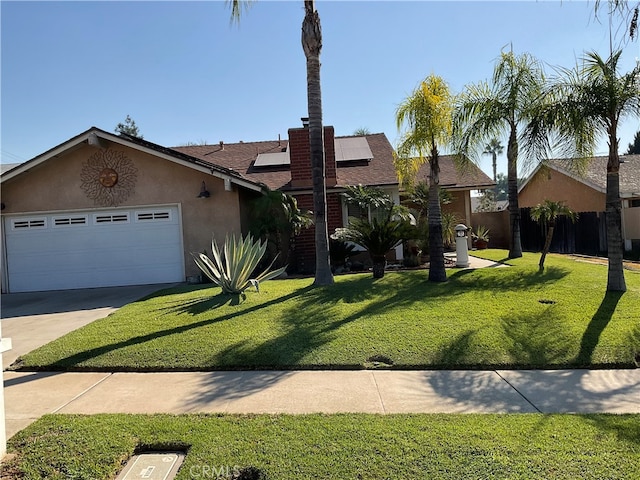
top-left (626, 130), bottom-right (640, 155)
top-left (115, 115), bottom-right (143, 138)
top-left (475, 189), bottom-right (497, 212)
top-left (530, 200), bottom-right (577, 272)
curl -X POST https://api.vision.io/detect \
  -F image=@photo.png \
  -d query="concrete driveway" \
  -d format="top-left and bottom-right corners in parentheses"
top-left (1, 284), bottom-right (176, 368)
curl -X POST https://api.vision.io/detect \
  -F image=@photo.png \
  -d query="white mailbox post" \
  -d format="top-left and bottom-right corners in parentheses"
top-left (455, 224), bottom-right (470, 268)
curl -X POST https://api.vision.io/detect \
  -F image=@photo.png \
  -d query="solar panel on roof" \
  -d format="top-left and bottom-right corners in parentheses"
top-left (253, 137), bottom-right (373, 167)
top-left (335, 137), bottom-right (373, 162)
top-left (254, 151), bottom-right (291, 167)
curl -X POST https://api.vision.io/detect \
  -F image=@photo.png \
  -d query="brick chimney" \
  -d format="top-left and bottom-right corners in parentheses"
top-left (289, 119), bottom-right (337, 188)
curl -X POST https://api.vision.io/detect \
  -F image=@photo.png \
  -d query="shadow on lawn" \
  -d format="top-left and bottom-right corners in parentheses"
top-left (25, 286), bottom-right (315, 370)
top-left (209, 273), bottom-right (425, 369)
top-left (447, 265), bottom-right (569, 292)
top-left (584, 414), bottom-right (640, 446)
top-left (205, 267), bottom-right (570, 371)
top-left (501, 307), bottom-right (573, 367)
top-left (575, 291), bottom-right (624, 366)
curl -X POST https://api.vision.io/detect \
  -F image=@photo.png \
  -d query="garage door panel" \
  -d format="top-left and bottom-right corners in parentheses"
top-left (4, 206), bottom-right (184, 292)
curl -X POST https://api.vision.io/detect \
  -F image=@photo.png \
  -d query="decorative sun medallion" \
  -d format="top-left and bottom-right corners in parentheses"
top-left (80, 150), bottom-right (138, 206)
top-left (99, 167), bottom-right (119, 187)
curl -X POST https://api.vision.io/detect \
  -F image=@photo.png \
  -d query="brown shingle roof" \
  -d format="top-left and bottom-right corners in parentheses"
top-left (548, 155), bottom-right (640, 196)
top-left (414, 155), bottom-right (496, 190)
top-left (173, 133), bottom-right (494, 191)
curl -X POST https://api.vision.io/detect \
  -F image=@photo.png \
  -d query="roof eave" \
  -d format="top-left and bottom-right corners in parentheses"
top-left (1, 127), bottom-right (264, 192)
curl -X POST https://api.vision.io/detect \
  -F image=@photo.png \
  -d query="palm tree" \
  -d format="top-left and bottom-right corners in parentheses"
top-left (228, 0), bottom-right (333, 286)
top-left (530, 200), bottom-right (577, 272)
top-left (530, 50), bottom-right (640, 291)
top-left (483, 138), bottom-right (504, 186)
top-left (335, 203), bottom-right (413, 279)
top-left (454, 51), bottom-right (546, 259)
top-left (395, 74), bottom-right (455, 282)
top-left (250, 186), bottom-right (313, 268)
top-left (594, 1), bottom-right (639, 40)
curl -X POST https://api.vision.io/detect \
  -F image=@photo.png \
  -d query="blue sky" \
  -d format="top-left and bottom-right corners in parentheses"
top-left (2, 0), bottom-right (639, 178)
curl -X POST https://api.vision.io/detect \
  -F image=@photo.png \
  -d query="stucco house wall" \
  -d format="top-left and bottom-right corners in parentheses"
top-left (519, 167), bottom-right (606, 212)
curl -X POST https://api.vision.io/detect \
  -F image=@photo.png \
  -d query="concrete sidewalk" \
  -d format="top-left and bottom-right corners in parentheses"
top-left (4, 368), bottom-right (640, 439)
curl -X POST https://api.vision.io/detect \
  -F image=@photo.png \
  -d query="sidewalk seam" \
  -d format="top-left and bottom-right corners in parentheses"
top-left (51, 373), bottom-right (114, 414)
top-left (495, 371), bottom-right (542, 413)
top-left (370, 372), bottom-right (387, 414)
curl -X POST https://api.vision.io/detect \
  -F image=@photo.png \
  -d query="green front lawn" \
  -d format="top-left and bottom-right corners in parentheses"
top-left (15, 251), bottom-right (640, 370)
top-left (6, 413), bottom-right (640, 479)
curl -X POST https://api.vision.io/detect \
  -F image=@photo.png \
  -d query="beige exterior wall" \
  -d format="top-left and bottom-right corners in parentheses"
top-left (443, 190), bottom-right (471, 227)
top-left (519, 169), bottom-right (606, 212)
top-left (471, 210), bottom-right (510, 249)
top-left (1, 142), bottom-right (245, 280)
top-left (623, 206), bottom-right (640, 240)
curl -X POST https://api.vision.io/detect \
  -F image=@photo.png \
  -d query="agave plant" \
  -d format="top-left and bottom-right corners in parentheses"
top-left (193, 234), bottom-right (286, 295)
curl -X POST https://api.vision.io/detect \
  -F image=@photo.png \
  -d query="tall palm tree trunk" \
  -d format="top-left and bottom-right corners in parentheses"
top-left (428, 147), bottom-right (446, 282)
top-left (302, 0), bottom-right (333, 286)
top-left (492, 152), bottom-right (497, 181)
top-left (605, 135), bottom-right (626, 292)
top-left (507, 125), bottom-right (523, 258)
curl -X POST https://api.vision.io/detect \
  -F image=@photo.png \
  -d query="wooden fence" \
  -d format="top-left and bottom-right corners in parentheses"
top-left (472, 209), bottom-right (609, 255)
top-left (518, 208), bottom-right (607, 255)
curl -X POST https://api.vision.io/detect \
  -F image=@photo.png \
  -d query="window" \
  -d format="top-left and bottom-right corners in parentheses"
top-left (136, 211), bottom-right (171, 222)
top-left (94, 213), bottom-right (130, 224)
top-left (12, 218), bottom-right (46, 230)
top-left (344, 202), bottom-right (390, 225)
top-left (53, 216), bottom-right (88, 227)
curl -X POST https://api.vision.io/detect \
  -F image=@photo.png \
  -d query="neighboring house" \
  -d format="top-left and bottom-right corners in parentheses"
top-left (519, 155), bottom-right (640, 250)
top-left (1, 120), bottom-right (493, 293)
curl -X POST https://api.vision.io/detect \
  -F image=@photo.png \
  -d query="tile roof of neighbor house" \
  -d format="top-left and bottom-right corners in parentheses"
top-left (173, 133), bottom-right (495, 192)
top-left (543, 154), bottom-right (640, 197)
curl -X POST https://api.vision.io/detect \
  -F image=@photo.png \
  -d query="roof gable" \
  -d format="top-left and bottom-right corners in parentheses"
top-left (1, 127), bottom-right (264, 192)
top-left (521, 155), bottom-right (640, 197)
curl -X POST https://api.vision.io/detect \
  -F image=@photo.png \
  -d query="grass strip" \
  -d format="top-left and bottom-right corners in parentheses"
top-left (15, 251), bottom-right (640, 371)
top-left (5, 413), bottom-right (640, 479)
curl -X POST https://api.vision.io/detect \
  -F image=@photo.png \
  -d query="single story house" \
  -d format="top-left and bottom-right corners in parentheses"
top-left (1, 121), bottom-right (493, 293)
top-left (519, 155), bottom-right (640, 250)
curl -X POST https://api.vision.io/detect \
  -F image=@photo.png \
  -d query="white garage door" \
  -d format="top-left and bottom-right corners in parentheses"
top-left (4, 206), bottom-right (184, 292)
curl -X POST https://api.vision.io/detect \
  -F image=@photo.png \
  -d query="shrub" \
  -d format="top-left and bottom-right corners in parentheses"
top-left (193, 234), bottom-right (286, 295)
